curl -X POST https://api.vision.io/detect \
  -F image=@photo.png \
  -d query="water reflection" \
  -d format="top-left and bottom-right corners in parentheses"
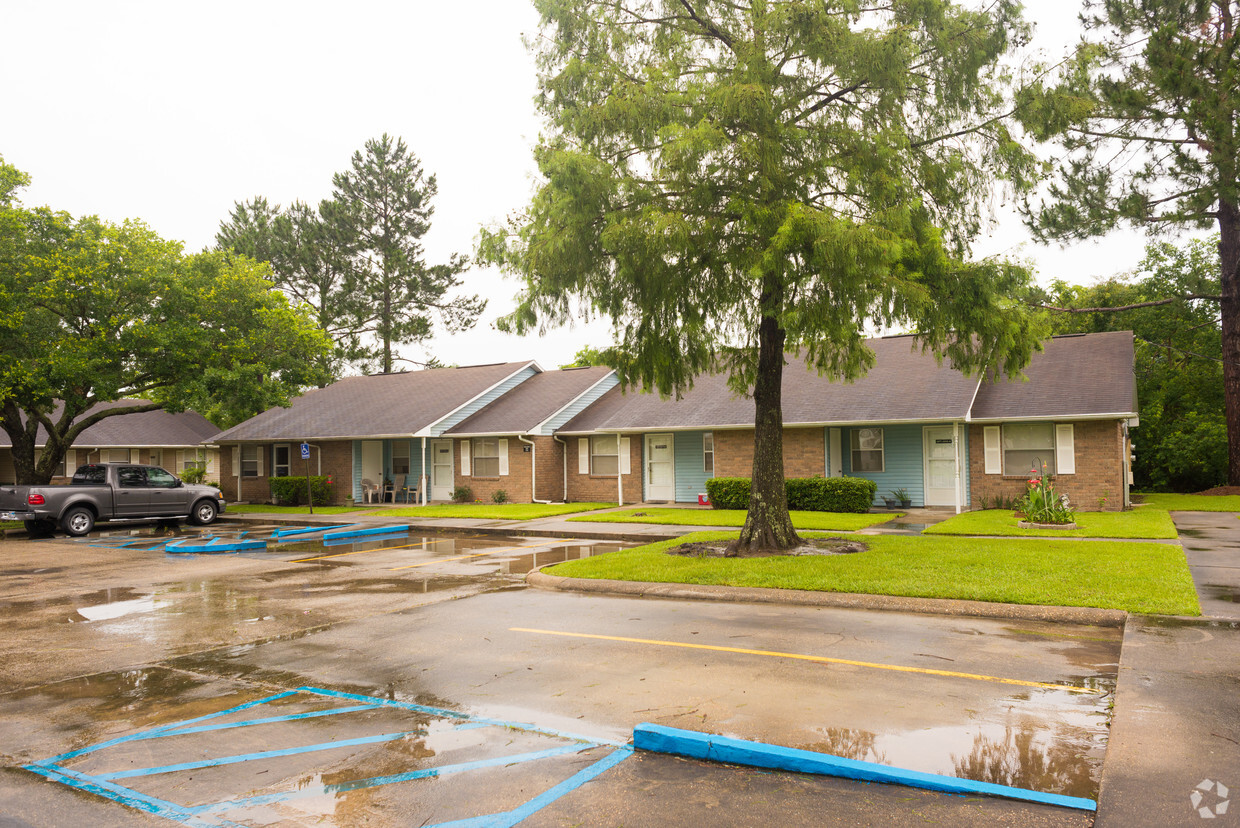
top-left (952, 723), bottom-right (1097, 797)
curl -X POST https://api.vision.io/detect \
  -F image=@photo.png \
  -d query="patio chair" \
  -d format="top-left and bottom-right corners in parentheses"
top-left (402, 474), bottom-right (425, 504)
top-left (360, 478), bottom-right (379, 504)
top-left (386, 475), bottom-right (405, 503)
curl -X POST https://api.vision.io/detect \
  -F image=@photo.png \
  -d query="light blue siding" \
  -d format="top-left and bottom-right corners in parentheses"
top-left (842, 423), bottom-right (958, 507)
top-left (672, 431), bottom-right (713, 503)
top-left (431, 366), bottom-right (539, 435)
top-left (538, 374), bottom-right (619, 434)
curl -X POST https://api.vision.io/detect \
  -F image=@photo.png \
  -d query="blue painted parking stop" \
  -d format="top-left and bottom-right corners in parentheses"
top-left (23, 686), bottom-right (633, 827)
top-left (65, 523), bottom-right (412, 554)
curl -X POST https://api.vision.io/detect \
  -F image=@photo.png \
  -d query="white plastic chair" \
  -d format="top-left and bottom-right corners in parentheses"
top-left (360, 478), bottom-right (379, 504)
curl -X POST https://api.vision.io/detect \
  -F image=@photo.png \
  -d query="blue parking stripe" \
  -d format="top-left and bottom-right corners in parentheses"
top-left (41, 690), bottom-right (300, 764)
top-left (194, 743), bottom-right (598, 814)
top-left (425, 746), bottom-right (634, 828)
top-left (98, 729), bottom-right (426, 781)
top-left (24, 763), bottom-right (242, 828)
top-left (299, 686), bottom-right (627, 746)
top-left (149, 704), bottom-right (383, 738)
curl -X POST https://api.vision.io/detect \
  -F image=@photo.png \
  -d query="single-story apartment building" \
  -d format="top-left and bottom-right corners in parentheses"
top-left (208, 331), bottom-right (1137, 511)
top-left (0, 400), bottom-right (222, 483)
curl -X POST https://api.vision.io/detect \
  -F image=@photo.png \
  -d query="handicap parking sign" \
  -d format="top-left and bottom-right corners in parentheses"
top-left (300, 442), bottom-right (310, 460)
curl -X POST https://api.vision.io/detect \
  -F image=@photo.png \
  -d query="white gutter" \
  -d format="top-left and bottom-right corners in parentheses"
top-left (517, 435), bottom-right (551, 504)
top-left (554, 435), bottom-right (568, 502)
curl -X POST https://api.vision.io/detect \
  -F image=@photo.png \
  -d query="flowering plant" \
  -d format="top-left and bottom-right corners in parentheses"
top-left (1015, 463), bottom-right (1075, 525)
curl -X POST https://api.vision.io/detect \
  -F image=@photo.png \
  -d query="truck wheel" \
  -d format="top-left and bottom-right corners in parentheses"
top-left (189, 499), bottom-right (218, 526)
top-left (24, 519), bottom-right (55, 537)
top-left (61, 507), bottom-right (95, 537)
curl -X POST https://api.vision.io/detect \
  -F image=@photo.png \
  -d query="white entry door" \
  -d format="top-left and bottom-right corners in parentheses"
top-left (923, 426), bottom-right (957, 507)
top-left (646, 434), bottom-right (675, 501)
top-left (431, 440), bottom-right (454, 501)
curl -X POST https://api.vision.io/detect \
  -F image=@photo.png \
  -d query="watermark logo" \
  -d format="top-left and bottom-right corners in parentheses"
top-left (1192, 779), bottom-right (1230, 819)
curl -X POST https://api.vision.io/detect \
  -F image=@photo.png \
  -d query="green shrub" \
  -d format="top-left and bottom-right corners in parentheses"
top-left (706, 476), bottom-right (878, 513)
top-left (451, 485), bottom-right (473, 503)
top-left (268, 476), bottom-right (333, 506)
top-left (492, 489), bottom-right (509, 504)
top-left (704, 477), bottom-right (751, 509)
top-left (179, 466), bottom-right (207, 484)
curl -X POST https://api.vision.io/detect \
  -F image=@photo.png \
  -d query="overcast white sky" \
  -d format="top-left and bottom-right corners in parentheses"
top-left (4, 1), bottom-right (1158, 371)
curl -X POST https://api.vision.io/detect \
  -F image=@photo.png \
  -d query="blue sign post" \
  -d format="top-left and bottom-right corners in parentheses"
top-left (301, 442), bottom-right (313, 514)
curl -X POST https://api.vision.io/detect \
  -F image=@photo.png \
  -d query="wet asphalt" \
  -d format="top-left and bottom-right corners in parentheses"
top-left (0, 508), bottom-right (1236, 826)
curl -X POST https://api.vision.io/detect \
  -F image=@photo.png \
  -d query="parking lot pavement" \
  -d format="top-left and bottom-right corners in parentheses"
top-left (1, 528), bottom-right (1121, 825)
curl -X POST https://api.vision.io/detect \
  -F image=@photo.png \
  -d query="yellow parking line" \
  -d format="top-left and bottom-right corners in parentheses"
top-left (388, 540), bottom-right (582, 572)
top-left (510, 628), bottom-right (1101, 695)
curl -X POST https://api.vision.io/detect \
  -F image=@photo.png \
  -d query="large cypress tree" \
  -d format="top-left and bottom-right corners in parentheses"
top-left (482, 0), bottom-right (1044, 552)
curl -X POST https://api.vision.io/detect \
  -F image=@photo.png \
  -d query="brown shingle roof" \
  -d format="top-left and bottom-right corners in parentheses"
top-left (970, 331), bottom-right (1138, 420)
top-left (0, 400), bottom-right (221, 448)
top-left (446, 366), bottom-right (614, 435)
top-left (558, 331), bottom-right (1137, 432)
top-left (559, 336), bottom-right (982, 432)
top-left (212, 361), bottom-right (535, 442)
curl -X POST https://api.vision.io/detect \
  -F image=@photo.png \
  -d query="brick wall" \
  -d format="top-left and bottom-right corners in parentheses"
top-left (967, 421), bottom-right (1126, 511)
top-left (715, 427), bottom-right (824, 478)
top-left (564, 434), bottom-right (644, 503)
top-left (218, 440), bottom-right (354, 505)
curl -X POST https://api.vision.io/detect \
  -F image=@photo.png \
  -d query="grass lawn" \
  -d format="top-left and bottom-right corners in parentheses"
top-left (1136, 493), bottom-right (1240, 512)
top-left (226, 504), bottom-right (367, 515)
top-left (371, 502), bottom-right (616, 520)
top-left (545, 531), bottom-right (1200, 615)
top-left (923, 508), bottom-right (1178, 539)
top-left (566, 507), bottom-right (896, 531)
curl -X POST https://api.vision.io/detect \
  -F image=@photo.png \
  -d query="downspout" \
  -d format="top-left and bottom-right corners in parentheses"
top-left (518, 435), bottom-right (551, 504)
top-left (554, 435), bottom-right (568, 502)
top-left (953, 421), bottom-right (962, 515)
top-left (617, 434), bottom-right (624, 507)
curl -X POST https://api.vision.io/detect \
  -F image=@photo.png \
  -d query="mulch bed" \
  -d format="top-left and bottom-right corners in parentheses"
top-left (668, 537), bottom-right (868, 559)
top-left (1195, 486), bottom-right (1240, 496)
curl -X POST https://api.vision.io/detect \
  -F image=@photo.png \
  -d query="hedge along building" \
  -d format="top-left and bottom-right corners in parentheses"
top-left (208, 361), bottom-right (617, 505)
top-left (551, 331), bottom-right (1138, 512)
top-left (0, 401), bottom-right (221, 483)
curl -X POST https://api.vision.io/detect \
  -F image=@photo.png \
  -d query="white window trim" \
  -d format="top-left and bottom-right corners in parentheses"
top-left (578, 438), bottom-right (589, 474)
top-left (498, 438), bottom-right (509, 476)
top-left (983, 426), bottom-right (1001, 475)
top-left (850, 428), bottom-right (885, 474)
top-left (1056, 424), bottom-right (1076, 475)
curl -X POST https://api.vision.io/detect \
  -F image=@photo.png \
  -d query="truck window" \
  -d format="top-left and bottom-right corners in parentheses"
top-left (72, 466), bottom-right (107, 485)
top-left (147, 468), bottom-right (179, 488)
top-left (117, 467), bottom-right (147, 488)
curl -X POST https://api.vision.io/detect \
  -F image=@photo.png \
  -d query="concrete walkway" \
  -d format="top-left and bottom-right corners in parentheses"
top-left (1096, 510), bottom-right (1240, 825)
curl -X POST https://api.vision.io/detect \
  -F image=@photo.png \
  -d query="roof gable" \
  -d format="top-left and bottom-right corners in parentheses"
top-left (447, 366), bottom-right (616, 436)
top-left (213, 361), bottom-right (538, 442)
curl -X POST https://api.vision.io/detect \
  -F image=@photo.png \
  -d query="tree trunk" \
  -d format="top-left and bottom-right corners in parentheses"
top-left (1220, 197), bottom-right (1240, 486)
top-left (731, 302), bottom-right (801, 554)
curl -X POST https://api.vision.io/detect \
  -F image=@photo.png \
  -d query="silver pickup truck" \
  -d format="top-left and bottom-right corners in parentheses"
top-left (0, 463), bottom-right (227, 537)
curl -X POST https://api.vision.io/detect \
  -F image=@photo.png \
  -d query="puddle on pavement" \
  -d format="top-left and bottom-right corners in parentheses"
top-left (1201, 584), bottom-right (1240, 603)
top-left (796, 693), bottom-right (1108, 800)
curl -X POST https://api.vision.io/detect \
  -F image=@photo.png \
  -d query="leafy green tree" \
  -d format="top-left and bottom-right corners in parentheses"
top-left (217, 135), bottom-right (485, 376)
top-left (559, 345), bottom-right (612, 369)
top-left (1039, 238), bottom-right (1224, 491)
top-left (331, 134), bottom-right (484, 374)
top-left (0, 161), bottom-right (330, 483)
top-left (218, 197), bottom-right (369, 380)
top-left (481, 0), bottom-right (1045, 552)
top-left (1019, 0), bottom-right (1239, 483)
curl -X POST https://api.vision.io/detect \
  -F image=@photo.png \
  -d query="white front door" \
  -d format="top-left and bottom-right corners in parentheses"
top-left (431, 440), bottom-right (454, 501)
top-left (923, 426), bottom-right (957, 507)
top-left (646, 433), bottom-right (675, 501)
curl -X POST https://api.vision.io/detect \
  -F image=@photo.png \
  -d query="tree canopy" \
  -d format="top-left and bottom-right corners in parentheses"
top-left (0, 157), bottom-right (331, 484)
top-left (218, 135), bottom-right (484, 377)
top-left (1019, 0), bottom-right (1239, 484)
top-left (481, 0), bottom-right (1045, 551)
top-left (1038, 237), bottom-right (1224, 491)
